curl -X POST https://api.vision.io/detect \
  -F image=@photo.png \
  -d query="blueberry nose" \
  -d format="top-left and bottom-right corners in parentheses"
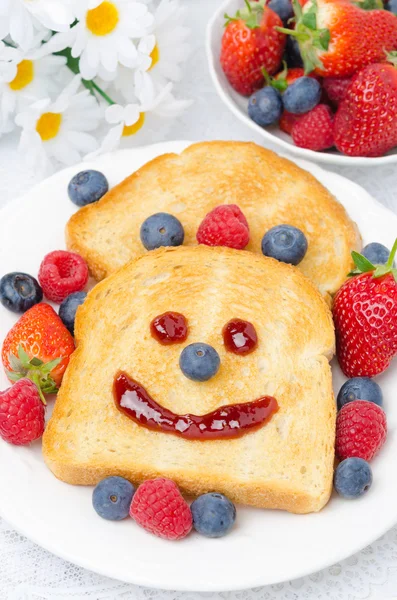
top-left (179, 343), bottom-right (220, 382)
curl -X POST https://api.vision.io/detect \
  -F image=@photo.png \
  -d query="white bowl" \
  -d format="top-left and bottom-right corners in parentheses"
top-left (206, 0), bottom-right (397, 166)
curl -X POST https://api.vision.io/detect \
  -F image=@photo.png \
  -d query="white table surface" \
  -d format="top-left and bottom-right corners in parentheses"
top-left (1, 1), bottom-right (397, 598)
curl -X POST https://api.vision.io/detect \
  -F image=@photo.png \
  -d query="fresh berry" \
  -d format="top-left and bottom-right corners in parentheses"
top-left (279, 111), bottom-right (302, 134)
top-left (275, 66), bottom-right (320, 88)
top-left (0, 379), bottom-right (45, 445)
top-left (362, 242), bottom-right (393, 265)
top-left (179, 343), bottom-right (221, 382)
top-left (38, 250), bottom-right (88, 304)
top-left (130, 478), bottom-right (192, 540)
top-left (68, 170), bottom-right (109, 207)
top-left (387, 0), bottom-right (397, 13)
top-left (196, 205), bottom-right (249, 250)
top-left (336, 400), bottom-right (387, 461)
top-left (282, 77), bottom-right (321, 114)
top-left (93, 476), bottom-right (135, 521)
top-left (140, 213), bottom-right (184, 251)
top-left (59, 291), bottom-right (87, 336)
top-left (291, 104), bottom-right (334, 151)
top-left (191, 493), bottom-right (236, 538)
top-left (2, 303), bottom-right (75, 390)
top-left (220, 1), bottom-right (286, 96)
top-left (279, 0), bottom-right (397, 77)
top-left (261, 224), bottom-right (308, 265)
top-left (334, 458), bottom-right (373, 499)
top-left (334, 57), bottom-right (397, 157)
top-left (285, 36), bottom-right (303, 68)
top-left (248, 87), bottom-right (283, 126)
top-left (267, 0), bottom-right (293, 23)
top-left (0, 272), bottom-right (43, 314)
top-left (337, 377), bottom-right (383, 411)
top-left (333, 242), bottom-right (397, 377)
top-left (323, 76), bottom-right (352, 105)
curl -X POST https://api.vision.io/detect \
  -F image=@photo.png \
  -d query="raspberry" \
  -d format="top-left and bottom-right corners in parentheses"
top-left (279, 111), bottom-right (302, 135)
top-left (0, 379), bottom-right (45, 445)
top-left (130, 478), bottom-right (192, 540)
top-left (292, 104), bottom-right (334, 151)
top-left (323, 76), bottom-right (352, 105)
top-left (38, 250), bottom-right (89, 303)
top-left (196, 205), bottom-right (249, 250)
top-left (336, 400), bottom-right (387, 462)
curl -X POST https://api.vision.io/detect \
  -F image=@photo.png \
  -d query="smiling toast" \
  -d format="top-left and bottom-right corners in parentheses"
top-left (43, 245), bottom-right (336, 514)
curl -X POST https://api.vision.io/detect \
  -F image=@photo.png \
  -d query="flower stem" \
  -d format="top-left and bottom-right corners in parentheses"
top-left (88, 81), bottom-right (115, 105)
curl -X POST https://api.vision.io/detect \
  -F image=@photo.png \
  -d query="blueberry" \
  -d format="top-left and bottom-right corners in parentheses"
top-left (386, 0), bottom-right (397, 11)
top-left (59, 291), bottom-right (87, 336)
top-left (285, 36), bottom-right (303, 68)
top-left (261, 225), bottom-right (308, 265)
top-left (334, 458), bottom-right (373, 499)
top-left (140, 213), bottom-right (184, 251)
top-left (92, 476), bottom-right (135, 520)
top-left (248, 87), bottom-right (283, 127)
top-left (191, 493), bottom-right (236, 538)
top-left (179, 343), bottom-right (220, 382)
top-left (362, 242), bottom-right (392, 266)
top-left (282, 77), bottom-right (321, 114)
top-left (68, 170), bottom-right (109, 207)
top-left (268, 0), bottom-right (293, 22)
top-left (0, 272), bottom-right (43, 314)
top-left (337, 377), bottom-right (383, 411)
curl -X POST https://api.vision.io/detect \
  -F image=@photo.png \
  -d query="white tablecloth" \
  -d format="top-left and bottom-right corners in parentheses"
top-left (1, 1), bottom-right (397, 598)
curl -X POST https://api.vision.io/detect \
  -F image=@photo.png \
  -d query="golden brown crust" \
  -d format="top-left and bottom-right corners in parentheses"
top-left (43, 246), bottom-right (336, 514)
top-left (66, 141), bottom-right (361, 300)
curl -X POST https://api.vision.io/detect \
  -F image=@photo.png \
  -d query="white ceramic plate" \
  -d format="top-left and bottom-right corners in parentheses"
top-left (206, 0), bottom-right (397, 167)
top-left (1, 141), bottom-right (397, 592)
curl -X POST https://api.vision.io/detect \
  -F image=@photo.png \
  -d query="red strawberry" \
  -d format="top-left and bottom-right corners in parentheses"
top-left (336, 400), bottom-right (387, 461)
top-left (323, 76), bottom-right (352, 105)
top-left (334, 57), bottom-right (397, 157)
top-left (333, 242), bottom-right (397, 377)
top-left (0, 379), bottom-right (45, 445)
top-left (291, 104), bottom-right (334, 150)
top-left (1, 303), bottom-right (75, 395)
top-left (277, 0), bottom-right (397, 77)
top-left (220, 1), bottom-right (286, 96)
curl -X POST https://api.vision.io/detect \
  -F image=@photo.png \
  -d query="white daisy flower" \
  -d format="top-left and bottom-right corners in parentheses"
top-left (46, 0), bottom-right (154, 81)
top-left (15, 75), bottom-right (101, 174)
top-left (0, 41), bottom-right (67, 131)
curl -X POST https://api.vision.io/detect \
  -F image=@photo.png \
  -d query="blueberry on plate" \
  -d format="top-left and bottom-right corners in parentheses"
top-left (0, 272), bottom-right (43, 314)
top-left (191, 493), bottom-right (236, 538)
top-left (337, 377), bottom-right (383, 411)
top-left (179, 343), bottom-right (220, 382)
top-left (140, 213), bottom-right (184, 251)
top-left (68, 170), bottom-right (109, 207)
top-left (285, 36), bottom-right (303, 68)
top-left (282, 77), bottom-right (321, 114)
top-left (268, 0), bottom-right (293, 23)
top-left (92, 476), bottom-right (135, 520)
top-left (248, 87), bottom-right (283, 127)
top-left (261, 225), bottom-right (308, 265)
top-left (362, 242), bottom-right (392, 266)
top-left (59, 291), bottom-right (87, 336)
top-left (334, 458), bottom-right (373, 499)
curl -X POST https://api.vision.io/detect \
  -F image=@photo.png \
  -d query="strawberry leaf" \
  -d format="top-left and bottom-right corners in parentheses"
top-left (8, 352), bottom-right (23, 373)
top-left (351, 251), bottom-right (375, 273)
top-left (6, 370), bottom-right (22, 382)
top-left (40, 357), bottom-right (61, 374)
top-left (17, 345), bottom-right (31, 367)
top-left (30, 357), bottom-right (43, 367)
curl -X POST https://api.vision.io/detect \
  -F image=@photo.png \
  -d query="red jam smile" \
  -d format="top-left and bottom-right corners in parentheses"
top-left (114, 372), bottom-right (278, 440)
top-left (150, 311), bottom-right (188, 345)
top-left (223, 319), bottom-right (258, 355)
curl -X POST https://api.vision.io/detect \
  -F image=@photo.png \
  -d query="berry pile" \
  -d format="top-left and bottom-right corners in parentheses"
top-left (220, 0), bottom-right (397, 157)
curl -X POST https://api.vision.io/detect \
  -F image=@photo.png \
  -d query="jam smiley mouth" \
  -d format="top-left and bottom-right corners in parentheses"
top-left (113, 372), bottom-right (279, 441)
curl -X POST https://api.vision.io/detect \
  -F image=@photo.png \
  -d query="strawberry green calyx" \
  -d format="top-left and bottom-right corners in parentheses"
top-left (275, 0), bottom-right (330, 74)
top-left (386, 51), bottom-right (397, 67)
top-left (349, 238), bottom-right (397, 282)
top-left (6, 345), bottom-right (62, 404)
top-left (352, 0), bottom-right (383, 9)
top-left (261, 62), bottom-right (289, 92)
top-left (224, 0), bottom-right (266, 29)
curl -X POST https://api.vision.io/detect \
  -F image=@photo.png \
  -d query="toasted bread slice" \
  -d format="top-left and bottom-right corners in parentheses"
top-left (43, 246), bottom-right (336, 514)
top-left (66, 141), bottom-right (360, 301)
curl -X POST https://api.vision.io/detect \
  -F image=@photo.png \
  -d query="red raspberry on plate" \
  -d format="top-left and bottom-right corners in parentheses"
top-left (196, 205), bottom-right (249, 250)
top-left (130, 478), bottom-right (192, 540)
top-left (323, 76), bottom-right (352, 106)
top-left (279, 111), bottom-right (302, 135)
top-left (336, 400), bottom-right (387, 462)
top-left (292, 104), bottom-right (334, 151)
top-left (38, 250), bottom-right (89, 303)
top-left (0, 379), bottom-right (45, 445)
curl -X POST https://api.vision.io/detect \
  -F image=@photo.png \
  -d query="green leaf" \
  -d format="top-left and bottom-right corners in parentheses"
top-left (351, 251), bottom-right (376, 273)
top-left (373, 264), bottom-right (390, 278)
top-left (6, 371), bottom-right (22, 382)
top-left (8, 353), bottom-right (23, 373)
top-left (318, 29), bottom-right (330, 51)
top-left (40, 357), bottom-right (62, 374)
top-left (17, 345), bottom-right (31, 367)
top-left (302, 11), bottom-right (317, 30)
top-left (30, 357), bottom-right (43, 367)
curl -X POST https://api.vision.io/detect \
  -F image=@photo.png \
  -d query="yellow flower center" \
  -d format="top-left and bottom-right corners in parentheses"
top-left (9, 60), bottom-right (34, 91)
top-left (122, 113), bottom-right (145, 137)
top-left (149, 44), bottom-right (160, 71)
top-left (36, 112), bottom-right (62, 141)
top-left (86, 1), bottom-right (119, 36)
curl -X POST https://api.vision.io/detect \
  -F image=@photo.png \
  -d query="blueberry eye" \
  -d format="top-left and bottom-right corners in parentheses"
top-left (150, 311), bottom-right (188, 345)
top-left (223, 319), bottom-right (258, 355)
